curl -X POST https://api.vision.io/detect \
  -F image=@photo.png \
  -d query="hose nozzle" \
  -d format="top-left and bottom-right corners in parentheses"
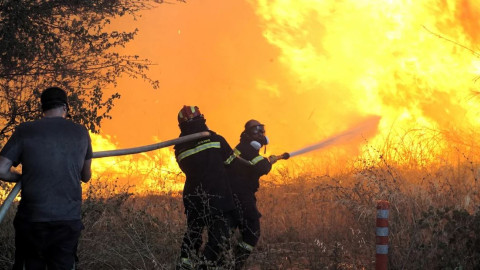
top-left (268, 152), bottom-right (290, 164)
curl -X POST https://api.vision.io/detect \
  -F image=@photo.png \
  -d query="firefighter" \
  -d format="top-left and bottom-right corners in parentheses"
top-left (225, 119), bottom-right (276, 269)
top-left (225, 119), bottom-right (287, 270)
top-left (174, 105), bottom-right (235, 270)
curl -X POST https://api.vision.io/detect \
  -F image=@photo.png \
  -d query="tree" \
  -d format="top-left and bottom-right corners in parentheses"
top-left (0, 0), bottom-right (179, 142)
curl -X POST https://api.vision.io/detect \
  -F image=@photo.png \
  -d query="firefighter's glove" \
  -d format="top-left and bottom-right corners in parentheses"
top-left (268, 155), bottom-right (278, 164)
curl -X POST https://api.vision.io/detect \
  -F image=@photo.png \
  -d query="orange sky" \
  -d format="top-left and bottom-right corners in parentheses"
top-left (99, 0), bottom-right (480, 163)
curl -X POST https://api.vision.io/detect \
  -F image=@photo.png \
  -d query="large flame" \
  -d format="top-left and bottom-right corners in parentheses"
top-left (92, 0), bottom-right (480, 191)
top-left (90, 133), bottom-right (183, 194)
top-left (253, 0), bottom-right (480, 135)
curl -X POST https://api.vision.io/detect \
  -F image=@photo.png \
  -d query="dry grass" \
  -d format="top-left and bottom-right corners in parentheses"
top-left (1, 128), bottom-right (480, 269)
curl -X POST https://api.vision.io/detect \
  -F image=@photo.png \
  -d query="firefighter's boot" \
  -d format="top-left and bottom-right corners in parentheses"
top-left (176, 257), bottom-right (195, 270)
top-left (234, 242), bottom-right (253, 270)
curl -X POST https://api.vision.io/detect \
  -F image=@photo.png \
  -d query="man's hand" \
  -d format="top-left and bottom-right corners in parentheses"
top-left (268, 155), bottom-right (279, 164)
top-left (0, 156), bottom-right (21, 182)
top-left (269, 152), bottom-right (290, 164)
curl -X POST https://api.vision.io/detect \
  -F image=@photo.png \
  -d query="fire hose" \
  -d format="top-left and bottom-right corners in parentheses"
top-left (0, 116), bottom-right (379, 224)
top-left (0, 131), bottom-right (210, 224)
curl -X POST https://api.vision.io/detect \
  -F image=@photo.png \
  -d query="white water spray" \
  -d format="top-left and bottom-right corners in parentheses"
top-left (288, 116), bottom-right (381, 158)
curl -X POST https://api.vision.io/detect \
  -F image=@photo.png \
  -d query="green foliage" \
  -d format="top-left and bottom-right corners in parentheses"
top-left (0, 0), bottom-right (174, 141)
top-left (407, 206), bottom-right (480, 269)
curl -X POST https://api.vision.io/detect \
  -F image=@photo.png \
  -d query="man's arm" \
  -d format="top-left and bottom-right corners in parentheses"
top-left (219, 135), bottom-right (233, 160)
top-left (81, 159), bottom-right (92, 183)
top-left (0, 156), bottom-right (21, 182)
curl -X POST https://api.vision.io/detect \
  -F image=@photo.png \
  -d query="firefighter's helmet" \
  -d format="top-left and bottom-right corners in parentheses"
top-left (243, 119), bottom-right (268, 146)
top-left (178, 105), bottom-right (203, 124)
top-left (244, 119), bottom-right (265, 135)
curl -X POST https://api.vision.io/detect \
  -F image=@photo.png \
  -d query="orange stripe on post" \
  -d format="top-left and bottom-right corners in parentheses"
top-left (376, 219), bottom-right (388, 227)
top-left (377, 236), bottom-right (389, 245)
top-left (376, 200), bottom-right (390, 270)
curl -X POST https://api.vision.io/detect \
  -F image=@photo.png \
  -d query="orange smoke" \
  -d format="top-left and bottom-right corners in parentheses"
top-left (89, 0), bottom-right (480, 190)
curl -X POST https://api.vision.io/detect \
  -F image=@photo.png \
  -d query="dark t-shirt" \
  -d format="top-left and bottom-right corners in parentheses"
top-left (0, 117), bottom-right (92, 222)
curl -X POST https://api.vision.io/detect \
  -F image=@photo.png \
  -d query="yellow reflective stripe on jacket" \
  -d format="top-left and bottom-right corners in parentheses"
top-left (177, 142), bottom-right (221, 162)
top-left (250, 155), bottom-right (264, 165)
top-left (180, 257), bottom-right (193, 266)
top-left (224, 148), bottom-right (241, 165)
top-left (238, 241), bottom-right (254, 252)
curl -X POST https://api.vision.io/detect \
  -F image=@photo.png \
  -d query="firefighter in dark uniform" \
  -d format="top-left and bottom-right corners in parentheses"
top-left (174, 105), bottom-right (235, 270)
top-left (225, 119), bottom-right (288, 270)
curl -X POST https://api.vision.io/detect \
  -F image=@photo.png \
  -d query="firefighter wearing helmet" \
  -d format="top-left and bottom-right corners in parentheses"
top-left (173, 105), bottom-right (235, 270)
top-left (225, 119), bottom-right (285, 270)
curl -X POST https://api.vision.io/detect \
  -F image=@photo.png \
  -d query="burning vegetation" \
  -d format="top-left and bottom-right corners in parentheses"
top-left (2, 0), bottom-right (480, 269)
